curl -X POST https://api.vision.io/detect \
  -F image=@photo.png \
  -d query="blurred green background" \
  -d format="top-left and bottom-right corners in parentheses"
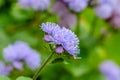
top-left (0, 0), bottom-right (120, 80)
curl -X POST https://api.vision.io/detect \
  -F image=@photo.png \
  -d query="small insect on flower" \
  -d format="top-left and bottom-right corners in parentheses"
top-left (41, 22), bottom-right (80, 59)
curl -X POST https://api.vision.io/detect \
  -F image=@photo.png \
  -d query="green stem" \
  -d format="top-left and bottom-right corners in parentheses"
top-left (33, 52), bottom-right (55, 80)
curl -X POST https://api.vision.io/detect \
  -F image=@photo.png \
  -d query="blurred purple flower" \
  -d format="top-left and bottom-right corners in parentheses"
top-left (99, 60), bottom-right (120, 80)
top-left (30, 0), bottom-right (50, 11)
top-left (109, 1), bottom-right (120, 28)
top-left (95, 0), bottom-right (118, 19)
top-left (3, 41), bottom-right (41, 70)
top-left (0, 61), bottom-right (11, 76)
top-left (18, 0), bottom-right (50, 11)
top-left (97, 0), bottom-right (118, 8)
top-left (3, 41), bottom-right (31, 62)
top-left (6, 65), bottom-right (13, 72)
top-left (110, 16), bottom-right (120, 29)
top-left (114, 3), bottom-right (120, 16)
top-left (41, 22), bottom-right (80, 57)
top-left (59, 13), bottom-right (77, 28)
top-left (52, 0), bottom-right (68, 16)
top-left (3, 45), bottom-right (18, 62)
top-left (18, 0), bottom-right (31, 8)
top-left (63, 0), bottom-right (89, 12)
top-left (12, 61), bottom-right (23, 70)
top-left (94, 4), bottom-right (113, 19)
top-left (51, 0), bottom-right (77, 28)
top-left (13, 41), bottom-right (31, 60)
top-left (25, 50), bottom-right (41, 70)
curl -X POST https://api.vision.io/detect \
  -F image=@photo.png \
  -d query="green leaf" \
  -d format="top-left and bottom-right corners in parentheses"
top-left (0, 75), bottom-right (11, 80)
top-left (16, 76), bottom-right (32, 80)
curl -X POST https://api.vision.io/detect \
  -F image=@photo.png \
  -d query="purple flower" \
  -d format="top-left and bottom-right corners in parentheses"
top-left (13, 41), bottom-right (31, 60)
top-left (51, 0), bottom-right (77, 28)
top-left (18, 0), bottom-right (50, 11)
top-left (3, 41), bottom-right (41, 70)
top-left (52, 0), bottom-right (68, 16)
top-left (94, 4), bottom-right (113, 19)
top-left (56, 46), bottom-right (64, 53)
top-left (3, 41), bottom-right (31, 62)
top-left (18, 0), bottom-right (31, 8)
top-left (99, 60), bottom-right (120, 80)
top-left (59, 12), bottom-right (77, 28)
top-left (30, 0), bottom-right (50, 10)
top-left (60, 27), bottom-right (79, 55)
top-left (41, 22), bottom-right (80, 57)
top-left (44, 35), bottom-right (53, 42)
top-left (3, 45), bottom-right (18, 62)
top-left (97, 0), bottom-right (118, 8)
top-left (110, 16), bottom-right (120, 29)
top-left (25, 50), bottom-right (41, 70)
top-left (0, 61), bottom-right (11, 76)
top-left (12, 61), bottom-right (23, 70)
top-left (63, 0), bottom-right (88, 12)
top-left (95, 0), bottom-right (118, 19)
top-left (41, 22), bottom-right (60, 34)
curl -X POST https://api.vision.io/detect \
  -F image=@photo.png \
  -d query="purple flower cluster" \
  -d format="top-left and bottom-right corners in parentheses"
top-left (99, 60), bottom-right (120, 80)
top-left (41, 22), bottom-right (80, 58)
top-left (0, 61), bottom-right (13, 76)
top-left (3, 41), bottom-right (41, 70)
top-left (109, 0), bottom-right (120, 29)
top-left (94, 0), bottom-right (118, 19)
top-left (63, 0), bottom-right (89, 12)
top-left (52, 0), bottom-right (77, 28)
top-left (18, 0), bottom-right (50, 11)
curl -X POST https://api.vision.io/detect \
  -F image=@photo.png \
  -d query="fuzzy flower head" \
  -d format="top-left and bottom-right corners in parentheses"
top-left (3, 41), bottom-right (31, 62)
top-left (99, 60), bottom-right (120, 80)
top-left (41, 22), bottom-right (80, 58)
top-left (13, 41), bottom-right (32, 60)
top-left (94, 4), bottom-right (113, 19)
top-left (41, 22), bottom-right (60, 34)
top-left (18, 0), bottom-right (50, 11)
top-left (0, 61), bottom-right (12, 76)
top-left (3, 45), bottom-right (18, 62)
top-left (63, 0), bottom-right (89, 12)
top-left (97, 0), bottom-right (118, 8)
top-left (25, 50), bottom-right (41, 70)
top-left (3, 41), bottom-right (41, 70)
top-left (94, 0), bottom-right (118, 19)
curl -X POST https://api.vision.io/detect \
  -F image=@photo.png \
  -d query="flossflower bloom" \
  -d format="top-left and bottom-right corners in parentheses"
top-left (3, 41), bottom-right (41, 70)
top-left (41, 22), bottom-right (80, 58)
top-left (94, 0), bottom-right (118, 19)
top-left (99, 60), bottom-right (120, 80)
top-left (63, 0), bottom-right (89, 12)
top-left (0, 61), bottom-right (12, 76)
top-left (18, 0), bottom-right (50, 11)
